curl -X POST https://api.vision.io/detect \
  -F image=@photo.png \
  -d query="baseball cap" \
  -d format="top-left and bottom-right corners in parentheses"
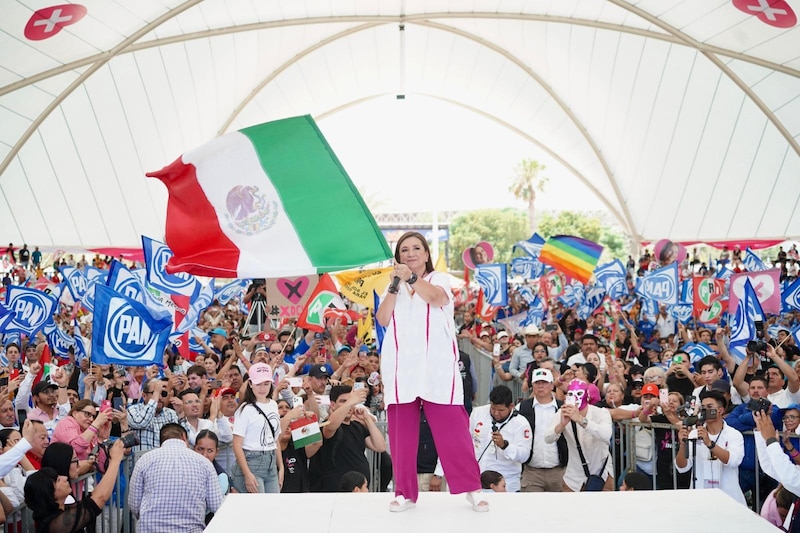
top-left (641, 383), bottom-right (659, 397)
top-left (531, 368), bottom-right (553, 383)
top-left (566, 354), bottom-right (587, 367)
top-left (309, 364), bottom-right (331, 379)
top-left (211, 328), bottom-right (227, 338)
top-left (631, 379), bottom-right (644, 389)
top-left (644, 342), bottom-right (663, 353)
top-left (338, 346), bottom-right (352, 355)
top-left (479, 330), bottom-right (490, 338)
top-left (496, 331), bottom-right (509, 339)
top-left (524, 325), bottom-right (542, 336)
top-left (216, 387), bottom-right (237, 397)
top-left (248, 363), bottom-right (273, 385)
top-left (32, 381), bottom-right (58, 396)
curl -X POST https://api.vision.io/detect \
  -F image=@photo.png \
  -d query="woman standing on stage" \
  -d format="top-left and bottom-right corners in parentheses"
top-left (377, 231), bottom-right (486, 513)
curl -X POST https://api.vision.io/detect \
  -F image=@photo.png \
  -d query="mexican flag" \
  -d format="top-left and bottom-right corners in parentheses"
top-left (290, 413), bottom-right (322, 448)
top-left (147, 115), bottom-right (391, 278)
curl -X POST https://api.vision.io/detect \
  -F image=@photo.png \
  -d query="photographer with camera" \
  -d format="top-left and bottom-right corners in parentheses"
top-left (733, 344), bottom-right (800, 409)
top-left (675, 390), bottom-right (746, 504)
top-left (727, 376), bottom-right (782, 500)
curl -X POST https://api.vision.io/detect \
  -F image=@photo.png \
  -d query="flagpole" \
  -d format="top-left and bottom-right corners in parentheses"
top-left (431, 210), bottom-right (439, 264)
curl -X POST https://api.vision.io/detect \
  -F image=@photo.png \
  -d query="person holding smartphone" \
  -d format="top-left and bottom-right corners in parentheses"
top-left (376, 231), bottom-right (485, 512)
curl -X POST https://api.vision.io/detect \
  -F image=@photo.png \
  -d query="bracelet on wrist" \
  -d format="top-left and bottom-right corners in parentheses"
top-left (87, 425), bottom-right (98, 433)
top-left (766, 437), bottom-right (780, 447)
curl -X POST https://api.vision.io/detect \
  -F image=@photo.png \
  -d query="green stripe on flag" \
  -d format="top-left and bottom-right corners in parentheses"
top-left (548, 239), bottom-right (598, 266)
top-left (241, 116), bottom-right (392, 271)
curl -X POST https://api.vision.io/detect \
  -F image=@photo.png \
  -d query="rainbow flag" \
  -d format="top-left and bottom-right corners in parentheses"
top-left (539, 235), bottom-right (603, 285)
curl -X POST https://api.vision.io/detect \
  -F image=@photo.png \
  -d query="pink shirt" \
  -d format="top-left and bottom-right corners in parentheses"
top-left (52, 415), bottom-right (98, 460)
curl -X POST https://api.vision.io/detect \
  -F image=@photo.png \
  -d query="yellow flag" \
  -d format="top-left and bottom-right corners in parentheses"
top-left (434, 254), bottom-right (447, 272)
top-left (334, 267), bottom-right (393, 307)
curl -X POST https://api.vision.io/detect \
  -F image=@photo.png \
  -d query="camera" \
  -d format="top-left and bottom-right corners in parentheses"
top-left (252, 278), bottom-right (266, 287)
top-left (697, 407), bottom-right (717, 425)
top-left (747, 320), bottom-right (768, 354)
top-left (746, 398), bottom-right (771, 414)
top-left (114, 432), bottom-right (140, 449)
top-left (491, 422), bottom-right (498, 433)
top-left (677, 399), bottom-right (698, 426)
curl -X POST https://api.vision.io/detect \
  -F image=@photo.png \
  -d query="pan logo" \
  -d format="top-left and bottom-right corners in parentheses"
top-left (65, 269), bottom-right (88, 297)
top-left (107, 298), bottom-right (155, 359)
top-left (11, 292), bottom-right (50, 329)
top-left (153, 246), bottom-right (195, 290)
top-left (642, 273), bottom-right (676, 302)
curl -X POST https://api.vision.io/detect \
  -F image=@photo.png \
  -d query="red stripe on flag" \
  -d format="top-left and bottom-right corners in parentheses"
top-left (146, 157), bottom-right (240, 277)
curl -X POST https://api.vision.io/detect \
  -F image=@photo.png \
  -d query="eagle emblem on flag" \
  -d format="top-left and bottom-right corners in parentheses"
top-left (224, 185), bottom-right (278, 236)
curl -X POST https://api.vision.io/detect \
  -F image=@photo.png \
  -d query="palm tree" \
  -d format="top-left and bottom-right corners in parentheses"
top-left (509, 159), bottom-right (548, 234)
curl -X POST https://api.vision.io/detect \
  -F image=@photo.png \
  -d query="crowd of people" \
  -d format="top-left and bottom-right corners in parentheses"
top-left (0, 239), bottom-right (799, 529)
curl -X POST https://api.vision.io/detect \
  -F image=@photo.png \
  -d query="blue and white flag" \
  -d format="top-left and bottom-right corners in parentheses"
top-left (4, 286), bottom-right (57, 336)
top-left (518, 285), bottom-right (537, 305)
top-left (107, 261), bottom-right (171, 321)
top-left (373, 290), bottom-right (385, 352)
top-left (743, 248), bottom-right (768, 272)
top-left (142, 236), bottom-right (201, 299)
top-left (639, 297), bottom-right (658, 324)
top-left (510, 257), bottom-right (544, 279)
top-left (0, 303), bottom-right (14, 332)
top-left (782, 277), bottom-right (800, 311)
top-left (594, 259), bottom-right (627, 299)
top-left (577, 285), bottom-right (605, 320)
top-left (668, 303), bottom-right (693, 324)
top-left (716, 265), bottom-right (733, 281)
top-left (475, 264), bottom-right (508, 307)
top-left (512, 233), bottom-right (546, 258)
top-left (188, 327), bottom-right (211, 355)
top-left (215, 279), bottom-right (249, 305)
top-left (728, 279), bottom-right (765, 364)
top-left (635, 263), bottom-right (678, 305)
top-left (170, 280), bottom-right (215, 338)
top-left (681, 342), bottom-right (717, 364)
top-left (679, 279), bottom-right (693, 304)
top-left (558, 283), bottom-right (579, 307)
top-left (793, 326), bottom-right (800, 350)
top-left (44, 323), bottom-right (75, 359)
top-left (521, 296), bottom-right (544, 327)
top-left (91, 285), bottom-right (173, 366)
top-left (60, 266), bottom-right (89, 301)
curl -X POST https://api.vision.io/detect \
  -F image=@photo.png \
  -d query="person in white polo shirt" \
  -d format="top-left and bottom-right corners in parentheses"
top-left (517, 368), bottom-right (566, 492)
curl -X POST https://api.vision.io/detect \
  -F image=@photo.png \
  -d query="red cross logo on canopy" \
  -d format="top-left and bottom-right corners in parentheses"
top-left (24, 4), bottom-right (87, 41)
top-left (732, 0), bottom-right (797, 28)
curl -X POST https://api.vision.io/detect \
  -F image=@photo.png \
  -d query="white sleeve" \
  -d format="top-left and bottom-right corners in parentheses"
top-left (215, 417), bottom-right (233, 444)
top-left (0, 440), bottom-right (33, 478)
top-left (15, 373), bottom-right (34, 413)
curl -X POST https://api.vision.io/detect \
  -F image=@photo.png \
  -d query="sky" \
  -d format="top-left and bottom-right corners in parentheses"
top-left (317, 95), bottom-right (602, 216)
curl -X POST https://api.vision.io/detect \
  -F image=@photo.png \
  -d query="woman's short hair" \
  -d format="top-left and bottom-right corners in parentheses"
top-left (42, 442), bottom-right (75, 478)
top-left (394, 232), bottom-right (434, 274)
top-left (643, 367), bottom-right (666, 382)
top-left (70, 399), bottom-right (97, 416)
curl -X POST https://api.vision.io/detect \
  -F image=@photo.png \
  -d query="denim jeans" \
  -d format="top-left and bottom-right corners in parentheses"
top-left (232, 449), bottom-right (279, 493)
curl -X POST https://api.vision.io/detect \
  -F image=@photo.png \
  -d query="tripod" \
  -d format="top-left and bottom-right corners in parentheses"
top-left (242, 299), bottom-right (268, 336)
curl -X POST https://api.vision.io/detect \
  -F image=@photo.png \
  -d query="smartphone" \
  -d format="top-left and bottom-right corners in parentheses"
top-left (112, 396), bottom-right (124, 411)
top-left (659, 389), bottom-right (669, 406)
top-left (545, 324), bottom-right (558, 332)
top-left (100, 400), bottom-right (112, 412)
top-left (292, 396), bottom-right (304, 409)
top-left (565, 396), bottom-right (576, 406)
top-left (353, 382), bottom-right (366, 391)
top-left (288, 377), bottom-right (303, 388)
top-left (317, 395), bottom-right (331, 406)
top-left (492, 343), bottom-right (501, 357)
top-left (209, 379), bottom-right (222, 390)
top-left (0, 375), bottom-right (8, 388)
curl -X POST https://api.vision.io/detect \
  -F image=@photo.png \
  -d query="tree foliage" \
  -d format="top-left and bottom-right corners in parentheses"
top-left (537, 211), bottom-right (628, 261)
top-left (449, 209), bottom-right (529, 270)
top-left (508, 159), bottom-right (548, 234)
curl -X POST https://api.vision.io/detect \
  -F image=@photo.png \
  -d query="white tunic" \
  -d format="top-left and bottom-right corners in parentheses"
top-left (381, 271), bottom-right (463, 406)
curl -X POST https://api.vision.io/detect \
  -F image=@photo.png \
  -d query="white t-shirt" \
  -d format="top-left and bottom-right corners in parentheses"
top-left (233, 401), bottom-right (280, 451)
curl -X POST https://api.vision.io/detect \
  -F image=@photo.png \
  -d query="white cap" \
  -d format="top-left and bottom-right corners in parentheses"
top-left (566, 354), bottom-right (587, 367)
top-left (524, 325), bottom-right (542, 336)
top-left (531, 368), bottom-right (553, 383)
top-left (496, 331), bottom-right (509, 339)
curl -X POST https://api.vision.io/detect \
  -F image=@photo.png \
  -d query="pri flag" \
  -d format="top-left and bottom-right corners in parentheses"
top-left (693, 277), bottom-right (726, 324)
top-left (91, 285), bottom-right (173, 367)
top-left (729, 269), bottom-right (781, 314)
top-left (475, 289), bottom-right (499, 323)
top-left (475, 264), bottom-right (508, 307)
top-left (635, 263), bottom-right (678, 305)
top-left (728, 279), bottom-right (765, 364)
top-left (147, 115), bottom-right (392, 278)
top-left (539, 235), bottom-right (603, 285)
top-left (297, 274), bottom-right (345, 333)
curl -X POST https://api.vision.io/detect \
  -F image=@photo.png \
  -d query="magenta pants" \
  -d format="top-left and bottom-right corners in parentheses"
top-left (388, 398), bottom-right (481, 502)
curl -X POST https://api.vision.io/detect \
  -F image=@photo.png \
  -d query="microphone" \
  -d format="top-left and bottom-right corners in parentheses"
top-left (389, 276), bottom-right (401, 293)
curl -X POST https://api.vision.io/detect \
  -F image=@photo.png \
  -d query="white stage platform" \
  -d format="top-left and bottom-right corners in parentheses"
top-left (204, 490), bottom-right (778, 532)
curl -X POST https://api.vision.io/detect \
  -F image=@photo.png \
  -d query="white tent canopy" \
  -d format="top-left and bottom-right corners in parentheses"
top-left (1, 0), bottom-right (799, 252)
